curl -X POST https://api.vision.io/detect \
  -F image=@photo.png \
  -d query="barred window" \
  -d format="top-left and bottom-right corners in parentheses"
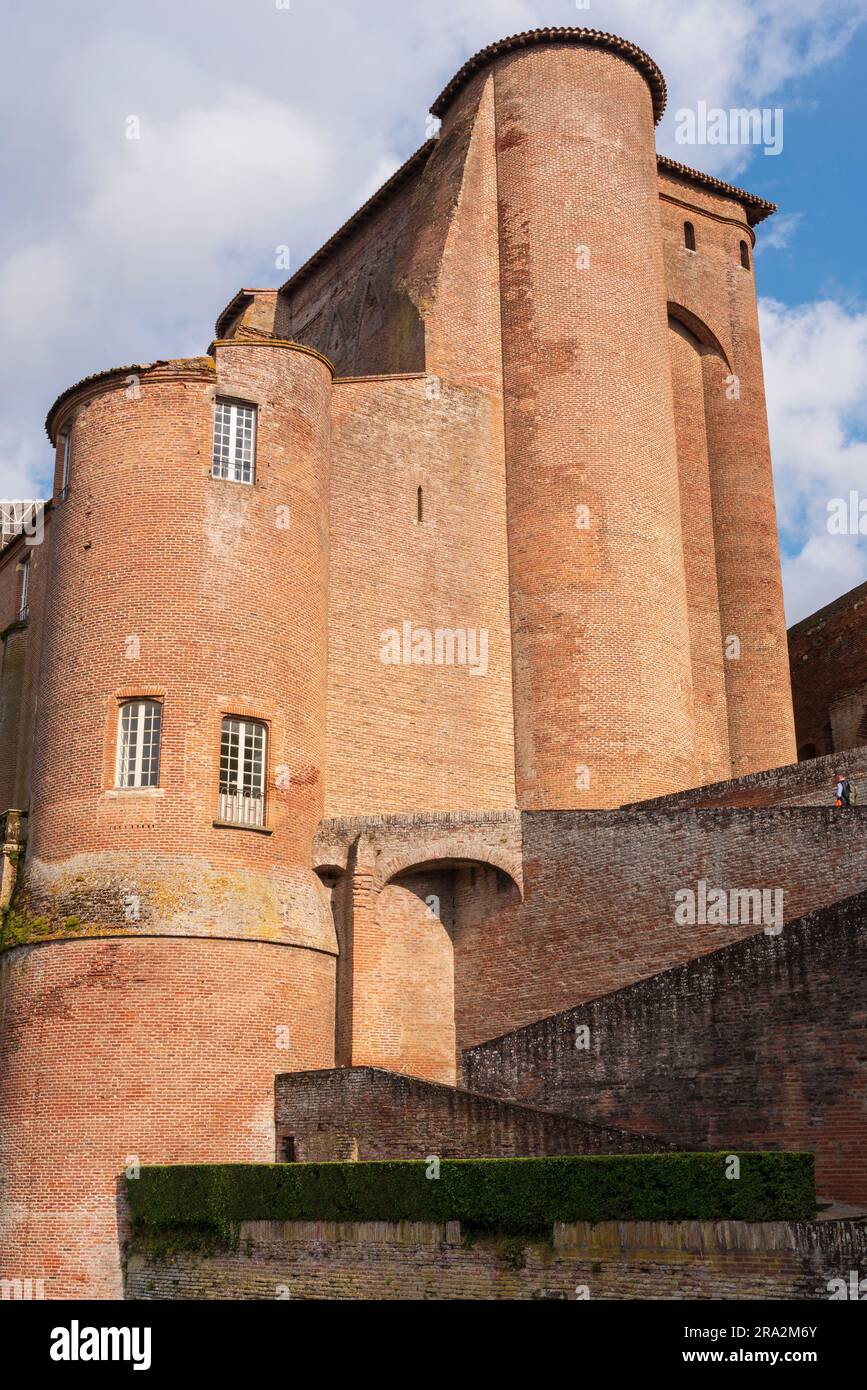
top-left (218, 717), bottom-right (266, 827)
top-left (212, 400), bottom-right (256, 483)
top-left (116, 700), bottom-right (162, 788)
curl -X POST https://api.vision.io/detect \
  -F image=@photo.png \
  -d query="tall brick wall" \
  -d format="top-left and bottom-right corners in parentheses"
top-left (125, 1216), bottom-right (867, 1301)
top-left (0, 522), bottom-right (50, 812)
top-left (455, 805), bottom-right (867, 1047)
top-left (325, 374), bottom-right (516, 818)
top-left (0, 27), bottom-right (820, 1302)
top-left (274, 1066), bottom-right (665, 1161)
top-left (660, 171), bottom-right (796, 776)
top-left (789, 580), bottom-right (867, 759)
top-left (463, 890), bottom-right (867, 1203)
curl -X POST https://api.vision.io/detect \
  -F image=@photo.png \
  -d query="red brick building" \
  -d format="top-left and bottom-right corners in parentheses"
top-left (1, 28), bottom-right (862, 1301)
top-left (789, 579), bottom-right (867, 761)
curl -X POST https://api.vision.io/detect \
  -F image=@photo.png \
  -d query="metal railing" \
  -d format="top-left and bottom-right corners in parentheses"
top-left (217, 787), bottom-right (265, 828)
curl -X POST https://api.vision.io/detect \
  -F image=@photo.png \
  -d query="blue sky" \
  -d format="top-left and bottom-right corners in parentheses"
top-left (2, 0), bottom-right (865, 622)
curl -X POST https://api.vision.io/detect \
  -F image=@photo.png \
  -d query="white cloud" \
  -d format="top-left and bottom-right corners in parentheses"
top-left (760, 296), bottom-right (867, 622)
top-left (758, 212), bottom-right (803, 251)
top-left (1, 0), bottom-right (865, 638)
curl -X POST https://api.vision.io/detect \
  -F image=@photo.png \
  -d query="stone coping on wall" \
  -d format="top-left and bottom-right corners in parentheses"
top-left (620, 745), bottom-right (867, 812)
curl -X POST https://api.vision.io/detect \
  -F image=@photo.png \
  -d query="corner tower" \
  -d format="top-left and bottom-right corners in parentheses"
top-left (0, 341), bottom-right (336, 1296)
top-left (434, 30), bottom-right (700, 809)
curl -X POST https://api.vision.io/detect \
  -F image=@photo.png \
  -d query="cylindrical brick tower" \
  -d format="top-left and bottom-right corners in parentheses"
top-left (702, 326), bottom-right (796, 776)
top-left (0, 341), bottom-right (336, 1297)
top-left (470, 33), bottom-right (698, 808)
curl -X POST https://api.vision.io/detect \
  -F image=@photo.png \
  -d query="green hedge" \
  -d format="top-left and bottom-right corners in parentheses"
top-left (126, 1153), bottom-right (815, 1241)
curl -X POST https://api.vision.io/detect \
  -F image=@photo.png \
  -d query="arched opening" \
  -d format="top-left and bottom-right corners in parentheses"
top-left (797, 742), bottom-right (818, 762)
top-left (354, 856), bottom-right (521, 1085)
top-left (684, 220), bottom-right (696, 252)
top-left (416, 485), bottom-right (423, 524)
top-left (740, 240), bottom-right (751, 271)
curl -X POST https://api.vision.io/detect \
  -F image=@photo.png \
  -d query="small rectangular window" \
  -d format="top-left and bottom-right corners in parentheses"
top-left (212, 400), bottom-right (256, 484)
top-left (218, 717), bottom-right (266, 826)
top-left (116, 700), bottom-right (162, 788)
top-left (18, 555), bottom-right (30, 622)
top-left (59, 432), bottom-right (71, 501)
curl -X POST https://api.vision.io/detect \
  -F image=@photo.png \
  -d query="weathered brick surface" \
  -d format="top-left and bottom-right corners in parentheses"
top-left (788, 580), bottom-right (867, 759)
top-left (661, 168), bottom-right (796, 777)
top-left (463, 890), bottom-right (867, 1203)
top-left (669, 320), bottom-right (730, 785)
top-left (125, 1217), bottom-right (867, 1301)
top-left (0, 937), bottom-right (335, 1299)
top-left (314, 803), bottom-right (867, 1056)
top-left (622, 745), bottom-right (867, 811)
top-left (275, 1066), bottom-right (666, 1161)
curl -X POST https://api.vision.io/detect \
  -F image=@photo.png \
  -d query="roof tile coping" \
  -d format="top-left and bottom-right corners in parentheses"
top-left (45, 357), bottom-right (215, 444)
top-left (430, 26), bottom-right (667, 124)
top-left (659, 155), bottom-right (777, 225)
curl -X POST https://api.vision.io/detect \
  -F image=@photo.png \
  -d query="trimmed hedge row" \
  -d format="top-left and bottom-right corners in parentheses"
top-left (126, 1152), bottom-right (815, 1240)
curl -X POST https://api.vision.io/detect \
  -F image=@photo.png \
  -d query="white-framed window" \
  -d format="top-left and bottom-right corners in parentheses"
top-left (218, 717), bottom-right (267, 826)
top-left (59, 431), bottom-right (71, 500)
top-left (18, 554), bottom-right (30, 621)
top-left (116, 699), bottom-right (162, 788)
top-left (212, 400), bottom-right (256, 484)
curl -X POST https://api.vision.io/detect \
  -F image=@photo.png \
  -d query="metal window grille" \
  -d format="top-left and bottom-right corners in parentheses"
top-left (218, 717), bottom-right (266, 826)
top-left (211, 400), bottom-right (256, 484)
top-left (116, 700), bottom-right (162, 788)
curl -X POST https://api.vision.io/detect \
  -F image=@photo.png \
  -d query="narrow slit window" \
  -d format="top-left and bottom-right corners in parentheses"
top-left (116, 700), bottom-right (162, 788)
top-left (740, 240), bottom-right (751, 271)
top-left (18, 555), bottom-right (30, 622)
top-left (59, 432), bottom-right (71, 501)
top-left (219, 717), bottom-right (267, 827)
top-left (417, 485), bottom-right (423, 524)
top-left (684, 221), bottom-right (696, 252)
top-left (212, 400), bottom-right (257, 484)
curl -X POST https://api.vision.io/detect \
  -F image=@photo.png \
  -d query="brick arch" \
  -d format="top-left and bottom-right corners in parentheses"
top-left (357, 853), bottom-right (522, 1084)
top-left (667, 301), bottom-right (730, 368)
top-left (380, 851), bottom-right (522, 897)
top-left (365, 816), bottom-right (523, 894)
